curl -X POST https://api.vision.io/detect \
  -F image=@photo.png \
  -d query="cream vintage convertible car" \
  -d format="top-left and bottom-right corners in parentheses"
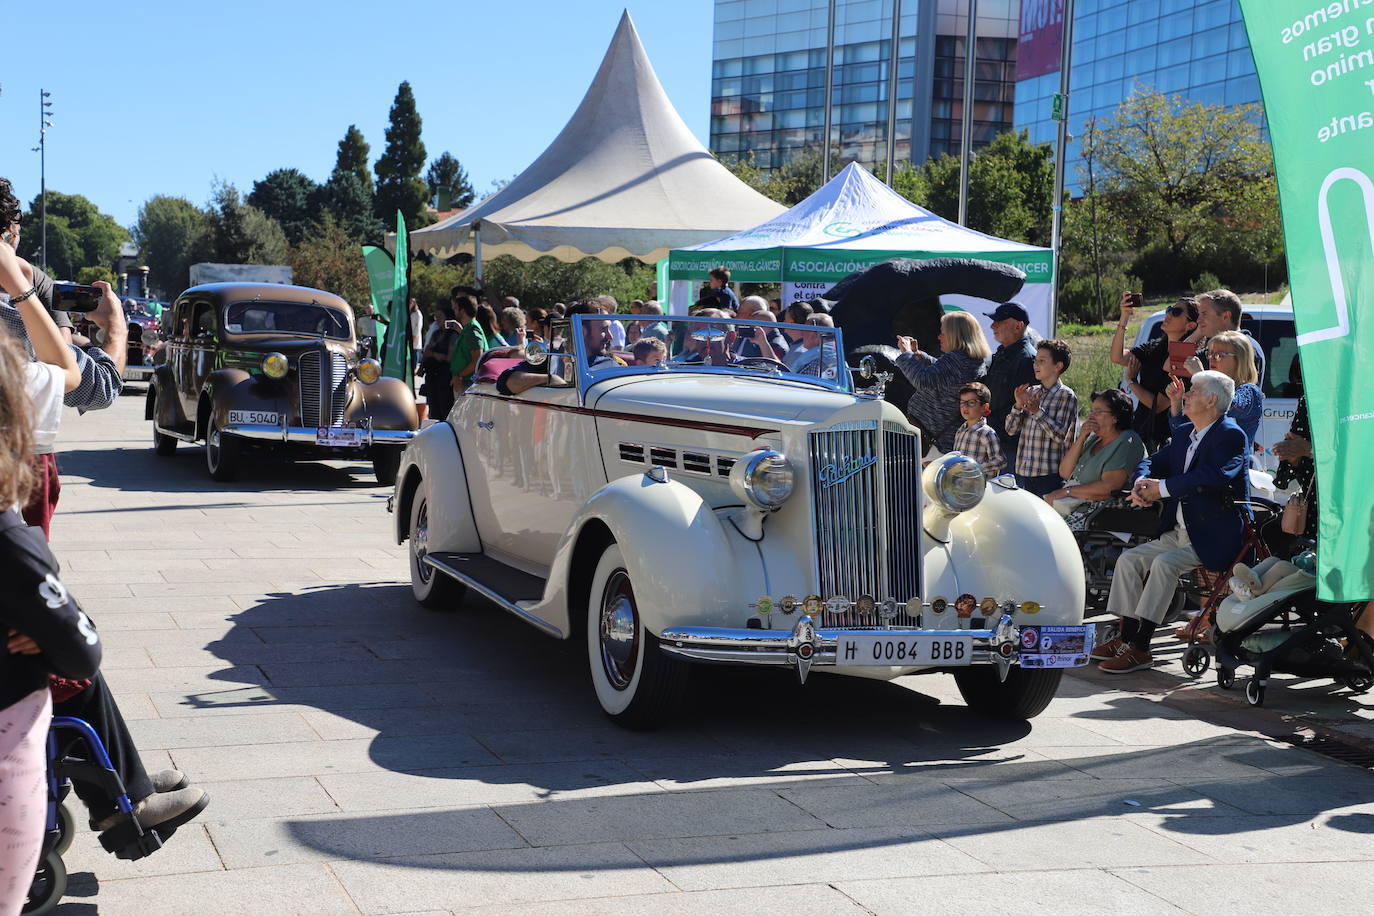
top-left (389, 314), bottom-right (1090, 728)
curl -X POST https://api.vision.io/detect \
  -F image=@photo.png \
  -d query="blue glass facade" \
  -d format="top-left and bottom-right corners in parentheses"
top-left (1013, 0), bottom-right (1261, 190)
top-left (711, 1), bottom-right (1021, 172)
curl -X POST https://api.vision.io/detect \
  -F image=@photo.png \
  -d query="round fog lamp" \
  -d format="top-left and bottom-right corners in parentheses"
top-left (729, 448), bottom-right (794, 511)
top-left (357, 358), bottom-right (382, 384)
top-left (261, 352), bottom-right (289, 379)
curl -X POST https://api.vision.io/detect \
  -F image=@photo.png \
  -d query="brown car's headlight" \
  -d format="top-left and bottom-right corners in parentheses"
top-left (262, 352), bottom-right (289, 379)
top-left (357, 358), bottom-right (382, 384)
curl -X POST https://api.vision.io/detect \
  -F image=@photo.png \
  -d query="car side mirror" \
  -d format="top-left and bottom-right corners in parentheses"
top-left (524, 339), bottom-right (549, 366)
top-left (859, 355), bottom-right (877, 380)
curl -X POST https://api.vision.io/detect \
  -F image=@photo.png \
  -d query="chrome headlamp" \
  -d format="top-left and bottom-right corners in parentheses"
top-left (923, 453), bottom-right (986, 513)
top-left (357, 358), bottom-right (382, 384)
top-left (261, 352), bottom-right (289, 379)
top-left (729, 448), bottom-right (794, 511)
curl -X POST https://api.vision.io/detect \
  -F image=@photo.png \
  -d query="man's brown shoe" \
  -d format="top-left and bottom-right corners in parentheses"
top-left (1090, 637), bottom-right (1124, 661)
top-left (1098, 646), bottom-right (1154, 673)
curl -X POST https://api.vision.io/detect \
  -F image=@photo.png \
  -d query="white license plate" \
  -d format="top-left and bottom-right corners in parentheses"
top-left (228, 409), bottom-right (279, 426)
top-left (316, 426), bottom-right (364, 447)
top-left (836, 633), bottom-right (973, 667)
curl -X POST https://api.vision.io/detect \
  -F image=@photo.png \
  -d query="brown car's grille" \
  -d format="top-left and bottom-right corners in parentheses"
top-left (299, 350), bottom-right (348, 426)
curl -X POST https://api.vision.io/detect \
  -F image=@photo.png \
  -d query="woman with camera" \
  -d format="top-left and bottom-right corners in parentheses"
top-left (1110, 292), bottom-right (1199, 450)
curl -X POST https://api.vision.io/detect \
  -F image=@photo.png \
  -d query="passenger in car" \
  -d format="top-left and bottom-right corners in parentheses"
top-left (631, 338), bottom-right (667, 366)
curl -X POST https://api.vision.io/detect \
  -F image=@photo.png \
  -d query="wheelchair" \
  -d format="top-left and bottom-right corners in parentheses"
top-left (24, 717), bottom-right (171, 915)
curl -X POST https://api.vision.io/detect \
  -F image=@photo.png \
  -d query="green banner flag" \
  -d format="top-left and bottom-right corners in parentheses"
top-left (361, 245), bottom-right (395, 318)
top-left (380, 214), bottom-right (413, 387)
top-left (1239, 1), bottom-right (1374, 601)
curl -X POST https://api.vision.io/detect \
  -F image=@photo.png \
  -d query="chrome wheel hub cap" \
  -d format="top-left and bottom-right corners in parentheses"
top-left (414, 503), bottom-right (431, 583)
top-left (599, 571), bottom-right (639, 690)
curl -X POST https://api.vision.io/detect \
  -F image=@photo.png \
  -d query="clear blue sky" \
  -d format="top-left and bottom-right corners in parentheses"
top-left (2, 1), bottom-right (712, 231)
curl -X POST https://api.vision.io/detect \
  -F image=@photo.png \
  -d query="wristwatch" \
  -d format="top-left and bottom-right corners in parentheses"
top-left (1066, 485), bottom-right (1074, 498)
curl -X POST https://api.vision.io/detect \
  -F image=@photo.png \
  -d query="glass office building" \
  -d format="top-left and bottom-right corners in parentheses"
top-left (1012, 0), bottom-right (1260, 190)
top-left (710, 1), bottom-right (1020, 173)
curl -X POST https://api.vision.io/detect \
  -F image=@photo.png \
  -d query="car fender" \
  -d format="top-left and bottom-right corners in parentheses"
top-left (392, 423), bottom-right (480, 552)
top-left (527, 473), bottom-right (755, 640)
top-left (936, 482), bottom-right (1086, 625)
top-left (346, 377), bottom-right (419, 431)
top-left (199, 369), bottom-right (283, 437)
top-left (147, 365), bottom-right (184, 426)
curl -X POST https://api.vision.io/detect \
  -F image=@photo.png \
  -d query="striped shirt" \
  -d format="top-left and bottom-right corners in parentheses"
top-left (1004, 380), bottom-right (1078, 477)
top-left (2, 299), bottom-right (124, 412)
top-left (952, 418), bottom-right (1006, 477)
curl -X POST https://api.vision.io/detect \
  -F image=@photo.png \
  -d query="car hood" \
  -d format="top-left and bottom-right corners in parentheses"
top-left (590, 374), bottom-right (858, 428)
top-left (222, 334), bottom-right (351, 352)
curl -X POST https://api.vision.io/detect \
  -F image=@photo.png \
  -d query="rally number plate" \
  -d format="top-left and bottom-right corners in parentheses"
top-left (836, 633), bottom-right (973, 667)
top-left (227, 409), bottom-right (280, 426)
top-left (1018, 625), bottom-right (1095, 669)
top-left (316, 426), bottom-right (365, 447)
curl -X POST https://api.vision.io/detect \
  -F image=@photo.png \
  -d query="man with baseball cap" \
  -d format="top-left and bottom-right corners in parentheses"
top-left (982, 301), bottom-right (1038, 469)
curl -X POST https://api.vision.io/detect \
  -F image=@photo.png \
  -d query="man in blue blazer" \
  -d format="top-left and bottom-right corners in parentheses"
top-left (1093, 370), bottom-right (1250, 673)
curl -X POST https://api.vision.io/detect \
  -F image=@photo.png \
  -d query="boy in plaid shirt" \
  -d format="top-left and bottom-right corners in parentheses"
top-left (1004, 339), bottom-right (1078, 496)
top-left (952, 382), bottom-right (1005, 477)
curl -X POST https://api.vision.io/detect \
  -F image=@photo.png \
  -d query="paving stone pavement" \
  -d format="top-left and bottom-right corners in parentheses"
top-left (43, 395), bottom-right (1374, 914)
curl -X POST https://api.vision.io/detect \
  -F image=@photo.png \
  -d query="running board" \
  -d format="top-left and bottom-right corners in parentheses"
top-left (156, 423), bottom-right (197, 442)
top-left (422, 552), bottom-right (561, 638)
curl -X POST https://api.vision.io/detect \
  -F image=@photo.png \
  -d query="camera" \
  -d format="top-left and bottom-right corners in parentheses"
top-left (53, 282), bottom-right (102, 313)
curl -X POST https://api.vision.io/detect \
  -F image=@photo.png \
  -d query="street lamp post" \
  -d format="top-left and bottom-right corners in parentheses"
top-left (32, 89), bottom-right (53, 269)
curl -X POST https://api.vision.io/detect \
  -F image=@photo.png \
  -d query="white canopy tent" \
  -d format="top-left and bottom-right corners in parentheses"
top-left (667, 162), bottom-right (1054, 337)
top-left (408, 10), bottom-right (784, 271)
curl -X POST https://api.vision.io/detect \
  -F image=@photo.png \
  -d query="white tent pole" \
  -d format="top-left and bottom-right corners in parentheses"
top-left (957, 0), bottom-right (978, 225)
top-left (884, 0), bottom-right (902, 186)
top-left (822, 0), bottom-right (837, 182)
top-left (473, 220), bottom-right (484, 288)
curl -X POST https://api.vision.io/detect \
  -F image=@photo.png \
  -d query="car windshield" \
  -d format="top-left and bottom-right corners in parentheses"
top-left (564, 314), bottom-right (849, 391)
top-left (223, 301), bottom-right (351, 339)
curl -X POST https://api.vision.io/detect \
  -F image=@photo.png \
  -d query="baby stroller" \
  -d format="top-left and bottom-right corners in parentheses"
top-left (1210, 558), bottom-right (1374, 707)
top-left (25, 717), bottom-right (171, 915)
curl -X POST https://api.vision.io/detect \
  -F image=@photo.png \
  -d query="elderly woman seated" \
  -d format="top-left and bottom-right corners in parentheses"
top-left (1042, 388), bottom-right (1146, 529)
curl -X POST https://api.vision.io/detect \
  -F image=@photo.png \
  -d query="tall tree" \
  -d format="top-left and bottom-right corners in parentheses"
top-left (205, 181), bottom-right (290, 265)
top-left (425, 152), bottom-right (475, 210)
top-left (319, 170), bottom-right (384, 243)
top-left (247, 169), bottom-right (321, 245)
top-left (20, 191), bottom-right (129, 279)
top-left (334, 125), bottom-right (373, 197)
top-left (133, 195), bottom-right (212, 299)
top-left (374, 81), bottom-right (430, 229)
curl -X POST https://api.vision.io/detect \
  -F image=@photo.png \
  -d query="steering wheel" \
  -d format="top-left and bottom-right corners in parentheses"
top-left (734, 356), bottom-right (788, 373)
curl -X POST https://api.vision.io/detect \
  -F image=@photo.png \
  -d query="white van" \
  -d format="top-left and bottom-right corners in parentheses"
top-left (1127, 303), bottom-right (1299, 473)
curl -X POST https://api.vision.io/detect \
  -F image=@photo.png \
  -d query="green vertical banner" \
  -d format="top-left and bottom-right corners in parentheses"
top-left (1239, 2), bottom-right (1374, 601)
top-left (381, 212), bottom-right (413, 387)
top-left (361, 245), bottom-right (395, 318)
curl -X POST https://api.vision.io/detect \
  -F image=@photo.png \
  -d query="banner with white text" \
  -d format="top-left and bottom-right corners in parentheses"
top-left (1239, 0), bottom-right (1374, 601)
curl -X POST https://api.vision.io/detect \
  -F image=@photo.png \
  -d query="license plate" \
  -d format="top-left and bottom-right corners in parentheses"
top-left (316, 426), bottom-right (364, 447)
top-left (227, 409), bottom-right (279, 426)
top-left (836, 633), bottom-right (973, 667)
top-left (1018, 625), bottom-right (1094, 669)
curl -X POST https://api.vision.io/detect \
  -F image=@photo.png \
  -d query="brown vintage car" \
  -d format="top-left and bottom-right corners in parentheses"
top-left (146, 282), bottom-right (417, 484)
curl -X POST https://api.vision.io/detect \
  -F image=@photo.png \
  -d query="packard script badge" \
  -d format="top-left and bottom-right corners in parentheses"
top-left (818, 454), bottom-right (878, 489)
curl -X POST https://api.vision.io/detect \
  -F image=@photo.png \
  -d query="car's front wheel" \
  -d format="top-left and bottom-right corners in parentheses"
top-left (586, 543), bottom-right (688, 730)
top-left (953, 667), bottom-right (1063, 720)
top-left (408, 491), bottom-right (466, 610)
top-left (205, 417), bottom-right (240, 482)
top-left (373, 449), bottom-right (401, 487)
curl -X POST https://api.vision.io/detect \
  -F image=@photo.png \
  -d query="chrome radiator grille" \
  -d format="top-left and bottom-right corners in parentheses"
top-left (298, 350), bottom-right (348, 426)
top-left (808, 421), bottom-right (923, 628)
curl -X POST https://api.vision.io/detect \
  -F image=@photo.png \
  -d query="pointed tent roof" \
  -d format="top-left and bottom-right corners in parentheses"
top-left (678, 161), bottom-right (1047, 257)
top-left (409, 10), bottom-right (785, 263)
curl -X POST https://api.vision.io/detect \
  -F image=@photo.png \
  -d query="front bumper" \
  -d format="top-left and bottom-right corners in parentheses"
top-left (660, 614), bottom-right (1092, 682)
top-left (222, 423), bottom-right (416, 447)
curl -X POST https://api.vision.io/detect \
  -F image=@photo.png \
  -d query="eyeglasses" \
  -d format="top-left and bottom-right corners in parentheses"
top-left (1088, 408), bottom-right (1114, 416)
top-left (1208, 350), bottom-right (1235, 359)
top-left (958, 399), bottom-right (984, 408)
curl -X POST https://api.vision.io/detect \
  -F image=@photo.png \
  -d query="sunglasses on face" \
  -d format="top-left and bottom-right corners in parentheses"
top-left (1166, 304), bottom-right (1193, 318)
